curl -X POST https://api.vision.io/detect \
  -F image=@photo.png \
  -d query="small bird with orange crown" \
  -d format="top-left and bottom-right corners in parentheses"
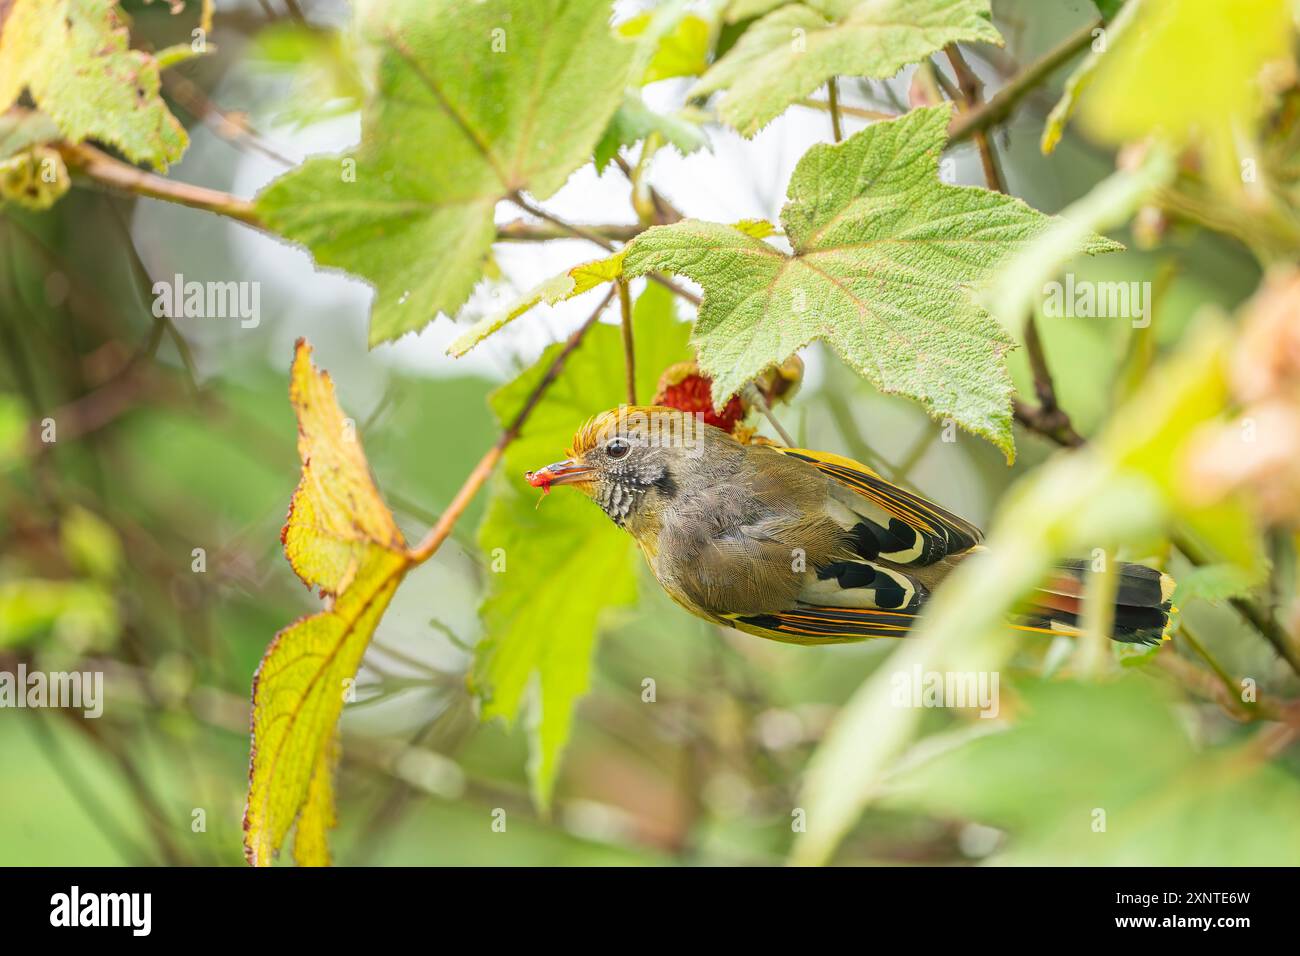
top-left (527, 405), bottom-right (1174, 644)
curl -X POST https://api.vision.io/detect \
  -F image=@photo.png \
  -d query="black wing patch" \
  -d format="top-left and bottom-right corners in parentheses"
top-left (779, 448), bottom-right (982, 564)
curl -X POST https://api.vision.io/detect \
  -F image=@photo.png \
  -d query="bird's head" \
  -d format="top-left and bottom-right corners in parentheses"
top-left (526, 405), bottom-right (710, 526)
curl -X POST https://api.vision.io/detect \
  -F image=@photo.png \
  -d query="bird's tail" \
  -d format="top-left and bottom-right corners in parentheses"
top-left (1016, 560), bottom-right (1176, 645)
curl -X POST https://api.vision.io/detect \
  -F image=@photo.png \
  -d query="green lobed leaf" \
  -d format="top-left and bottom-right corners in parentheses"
top-left (473, 283), bottom-right (691, 807)
top-left (256, 0), bottom-right (634, 346)
top-left (624, 105), bottom-right (1119, 461)
top-left (692, 0), bottom-right (1002, 136)
top-left (0, 0), bottom-right (188, 169)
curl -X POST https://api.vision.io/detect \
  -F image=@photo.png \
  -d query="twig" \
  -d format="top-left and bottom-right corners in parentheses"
top-left (26, 369), bottom-right (160, 455)
top-left (510, 192), bottom-right (702, 306)
top-left (944, 45), bottom-right (983, 106)
top-left (60, 142), bottom-right (261, 225)
top-left (1077, 548), bottom-right (1116, 676)
top-left (1012, 397), bottom-right (1085, 448)
top-left (61, 144), bottom-right (648, 245)
top-left (945, 45), bottom-right (1007, 195)
top-left (496, 219), bottom-right (642, 242)
top-left (105, 200), bottom-right (201, 392)
top-left (826, 78), bottom-right (844, 143)
top-left (67, 714), bottom-right (188, 865)
top-left (823, 391), bottom-right (902, 479)
top-left (617, 280), bottom-right (636, 405)
top-left (929, 57), bottom-right (960, 102)
top-left (162, 71), bottom-right (297, 168)
top-left (1022, 313), bottom-right (1069, 416)
top-left (947, 47), bottom-right (1070, 441)
top-left (1177, 622), bottom-right (1271, 718)
top-left (407, 288), bottom-right (615, 564)
top-left (1172, 531), bottom-right (1300, 679)
top-left (746, 386), bottom-right (795, 447)
top-left (797, 99), bottom-right (896, 122)
top-left (949, 20), bottom-right (1100, 143)
top-left (613, 153), bottom-right (684, 225)
top-left (510, 191), bottom-right (618, 252)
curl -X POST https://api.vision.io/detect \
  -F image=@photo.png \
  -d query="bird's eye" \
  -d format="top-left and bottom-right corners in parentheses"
top-left (605, 437), bottom-right (631, 460)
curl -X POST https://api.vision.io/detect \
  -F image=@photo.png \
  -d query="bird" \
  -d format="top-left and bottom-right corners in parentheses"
top-left (526, 405), bottom-right (1174, 645)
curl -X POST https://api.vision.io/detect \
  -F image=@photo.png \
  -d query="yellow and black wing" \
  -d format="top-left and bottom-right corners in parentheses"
top-left (725, 605), bottom-right (920, 644)
top-left (776, 447), bottom-right (982, 567)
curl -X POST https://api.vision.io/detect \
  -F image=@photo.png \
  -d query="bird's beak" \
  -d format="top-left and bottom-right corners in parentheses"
top-left (525, 458), bottom-right (593, 490)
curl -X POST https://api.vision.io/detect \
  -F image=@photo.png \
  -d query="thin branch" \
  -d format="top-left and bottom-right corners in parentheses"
top-left (60, 142), bottom-right (261, 225)
top-left (929, 57), bottom-right (961, 102)
top-left (974, 128), bottom-right (1007, 193)
top-left (617, 279), bottom-right (636, 405)
top-left (797, 98), bottom-right (896, 122)
top-left (745, 386), bottom-right (795, 447)
top-left (944, 45), bottom-right (984, 105)
top-left (162, 71), bottom-right (298, 168)
top-left (945, 45), bottom-right (1007, 195)
top-left (510, 192), bottom-right (701, 306)
top-left (1012, 398), bottom-right (1085, 448)
top-left (407, 288), bottom-right (616, 564)
top-left (613, 153), bottom-right (684, 225)
top-left (105, 200), bottom-right (201, 392)
top-left (67, 715), bottom-right (188, 865)
top-left (1172, 531), bottom-right (1300, 679)
top-left (948, 46), bottom-right (1071, 442)
top-left (826, 78), bottom-right (844, 143)
top-left (1177, 622), bottom-right (1272, 719)
top-left (61, 144), bottom-right (647, 245)
top-left (1022, 315), bottom-right (1054, 407)
top-left (496, 218), bottom-right (642, 242)
top-left (510, 191), bottom-right (618, 252)
top-left (949, 20), bottom-right (1100, 143)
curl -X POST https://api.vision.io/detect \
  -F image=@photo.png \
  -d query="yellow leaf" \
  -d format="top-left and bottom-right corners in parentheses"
top-left (244, 340), bottom-right (411, 866)
top-left (282, 339), bottom-right (406, 594)
top-left (292, 732), bottom-right (340, 867)
top-left (0, 0), bottom-right (187, 169)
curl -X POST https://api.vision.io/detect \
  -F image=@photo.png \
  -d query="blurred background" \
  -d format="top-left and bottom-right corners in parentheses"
top-left (0, 0), bottom-right (1295, 865)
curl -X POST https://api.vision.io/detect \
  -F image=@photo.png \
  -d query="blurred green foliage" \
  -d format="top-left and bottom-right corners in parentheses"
top-left (0, 0), bottom-right (1297, 867)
